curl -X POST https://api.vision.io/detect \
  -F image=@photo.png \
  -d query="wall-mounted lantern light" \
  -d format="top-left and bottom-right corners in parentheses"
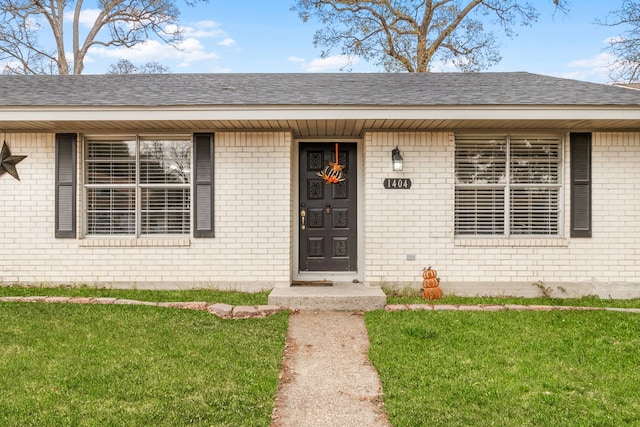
top-left (392, 146), bottom-right (404, 171)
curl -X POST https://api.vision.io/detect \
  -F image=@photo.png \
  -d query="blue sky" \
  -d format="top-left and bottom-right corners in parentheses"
top-left (82, 1), bottom-right (622, 83)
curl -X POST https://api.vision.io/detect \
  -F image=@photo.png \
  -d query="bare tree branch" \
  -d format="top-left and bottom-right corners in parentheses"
top-left (107, 58), bottom-right (170, 73)
top-left (599, 0), bottom-right (640, 83)
top-left (0, 0), bottom-right (205, 74)
top-left (292, 0), bottom-right (566, 72)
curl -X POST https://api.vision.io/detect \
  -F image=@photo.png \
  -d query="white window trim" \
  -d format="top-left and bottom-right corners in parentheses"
top-left (454, 133), bottom-right (565, 239)
top-left (82, 134), bottom-right (193, 239)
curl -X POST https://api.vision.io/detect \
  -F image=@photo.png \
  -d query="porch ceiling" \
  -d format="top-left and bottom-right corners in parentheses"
top-left (4, 118), bottom-right (640, 136)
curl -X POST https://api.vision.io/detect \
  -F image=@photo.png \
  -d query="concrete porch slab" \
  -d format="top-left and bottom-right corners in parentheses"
top-left (268, 282), bottom-right (387, 311)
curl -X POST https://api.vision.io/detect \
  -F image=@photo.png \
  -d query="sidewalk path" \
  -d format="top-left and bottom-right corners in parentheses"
top-left (270, 311), bottom-right (391, 427)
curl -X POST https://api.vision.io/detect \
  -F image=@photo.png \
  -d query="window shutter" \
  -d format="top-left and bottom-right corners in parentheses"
top-left (570, 133), bottom-right (592, 237)
top-left (193, 133), bottom-right (214, 238)
top-left (55, 133), bottom-right (77, 238)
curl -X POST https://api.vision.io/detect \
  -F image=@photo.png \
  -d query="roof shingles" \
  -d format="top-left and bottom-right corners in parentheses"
top-left (1, 72), bottom-right (640, 107)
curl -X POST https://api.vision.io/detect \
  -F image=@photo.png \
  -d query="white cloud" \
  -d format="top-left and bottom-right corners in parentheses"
top-left (175, 38), bottom-right (220, 67)
top-left (65, 14), bottom-right (228, 44)
top-left (429, 59), bottom-right (458, 72)
top-left (64, 8), bottom-right (101, 27)
top-left (182, 21), bottom-right (228, 39)
top-left (25, 16), bottom-right (41, 31)
top-left (288, 55), bottom-right (358, 72)
top-left (217, 38), bottom-right (235, 47)
top-left (89, 37), bottom-right (219, 68)
top-left (567, 52), bottom-right (613, 69)
top-left (564, 52), bottom-right (615, 83)
top-left (604, 35), bottom-right (625, 45)
top-left (0, 60), bottom-right (22, 72)
top-left (81, 19), bottom-right (234, 71)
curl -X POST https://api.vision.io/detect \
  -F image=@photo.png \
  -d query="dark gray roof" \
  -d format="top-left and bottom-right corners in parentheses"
top-left (2, 72), bottom-right (640, 107)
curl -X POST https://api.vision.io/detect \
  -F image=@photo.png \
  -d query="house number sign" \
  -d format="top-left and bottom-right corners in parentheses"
top-left (383, 178), bottom-right (412, 189)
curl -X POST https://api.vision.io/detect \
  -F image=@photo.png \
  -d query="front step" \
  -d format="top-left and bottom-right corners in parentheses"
top-left (268, 282), bottom-right (387, 311)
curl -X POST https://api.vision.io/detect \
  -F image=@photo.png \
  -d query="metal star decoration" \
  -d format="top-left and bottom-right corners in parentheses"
top-left (0, 141), bottom-right (27, 181)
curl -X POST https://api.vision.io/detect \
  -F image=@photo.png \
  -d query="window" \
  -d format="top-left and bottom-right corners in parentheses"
top-left (84, 136), bottom-right (192, 236)
top-left (455, 134), bottom-right (562, 237)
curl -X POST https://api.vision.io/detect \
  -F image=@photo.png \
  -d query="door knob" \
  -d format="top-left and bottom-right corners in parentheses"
top-left (300, 209), bottom-right (306, 230)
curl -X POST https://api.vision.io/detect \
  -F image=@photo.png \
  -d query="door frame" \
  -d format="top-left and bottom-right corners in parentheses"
top-left (293, 138), bottom-right (364, 282)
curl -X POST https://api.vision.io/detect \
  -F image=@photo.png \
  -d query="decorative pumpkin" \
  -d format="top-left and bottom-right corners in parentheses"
top-left (422, 267), bottom-right (437, 280)
top-left (422, 277), bottom-right (440, 288)
top-left (420, 266), bottom-right (443, 300)
top-left (422, 286), bottom-right (443, 300)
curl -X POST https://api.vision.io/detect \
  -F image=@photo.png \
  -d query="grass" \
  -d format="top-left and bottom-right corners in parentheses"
top-left (366, 309), bottom-right (640, 426)
top-left (0, 285), bottom-right (269, 306)
top-left (5, 284), bottom-right (640, 426)
top-left (0, 298), bottom-right (288, 426)
top-left (384, 286), bottom-right (640, 309)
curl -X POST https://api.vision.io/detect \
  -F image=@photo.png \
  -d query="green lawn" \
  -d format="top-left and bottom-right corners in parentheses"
top-left (4, 285), bottom-right (640, 426)
top-left (366, 309), bottom-right (640, 426)
top-left (386, 291), bottom-right (640, 309)
top-left (0, 300), bottom-right (288, 426)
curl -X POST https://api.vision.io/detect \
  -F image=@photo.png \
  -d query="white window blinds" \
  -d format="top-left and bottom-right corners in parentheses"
top-left (455, 134), bottom-right (562, 237)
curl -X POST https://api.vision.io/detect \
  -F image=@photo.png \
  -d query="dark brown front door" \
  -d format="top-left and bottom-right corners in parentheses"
top-left (299, 142), bottom-right (357, 272)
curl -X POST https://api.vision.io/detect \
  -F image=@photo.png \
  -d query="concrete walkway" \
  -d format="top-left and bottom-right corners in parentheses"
top-left (269, 282), bottom-right (387, 311)
top-left (270, 311), bottom-right (391, 427)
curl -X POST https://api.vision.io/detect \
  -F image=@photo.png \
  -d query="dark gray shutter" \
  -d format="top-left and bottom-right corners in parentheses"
top-left (570, 133), bottom-right (591, 238)
top-left (55, 133), bottom-right (77, 238)
top-left (193, 133), bottom-right (214, 238)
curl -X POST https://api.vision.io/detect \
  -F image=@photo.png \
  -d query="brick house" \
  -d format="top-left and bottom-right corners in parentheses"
top-left (2, 72), bottom-right (640, 298)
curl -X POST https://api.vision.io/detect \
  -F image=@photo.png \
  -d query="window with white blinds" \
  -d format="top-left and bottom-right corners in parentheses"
top-left (455, 134), bottom-right (562, 237)
top-left (85, 136), bottom-right (191, 236)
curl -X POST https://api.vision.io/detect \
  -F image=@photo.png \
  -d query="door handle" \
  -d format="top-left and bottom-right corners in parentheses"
top-left (300, 209), bottom-right (306, 230)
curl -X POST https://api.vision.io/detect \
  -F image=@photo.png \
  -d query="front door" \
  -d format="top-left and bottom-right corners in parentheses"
top-left (299, 142), bottom-right (357, 272)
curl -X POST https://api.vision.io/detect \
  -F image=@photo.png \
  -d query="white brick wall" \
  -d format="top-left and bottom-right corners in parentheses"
top-left (364, 131), bottom-right (455, 284)
top-left (364, 131), bottom-right (640, 298)
top-left (3, 130), bottom-right (640, 297)
top-left (1, 132), bottom-right (292, 291)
